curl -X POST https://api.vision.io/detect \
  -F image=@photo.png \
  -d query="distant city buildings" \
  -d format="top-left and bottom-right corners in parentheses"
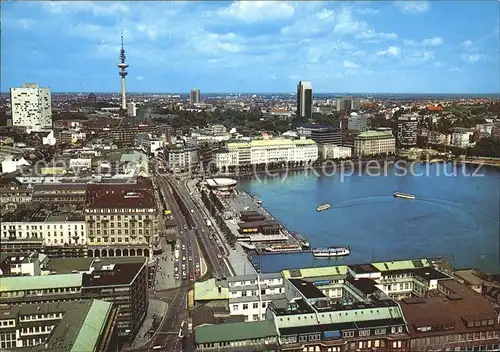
top-left (127, 101), bottom-right (137, 117)
top-left (336, 97), bottom-right (361, 112)
top-left (397, 114), bottom-right (418, 147)
top-left (354, 130), bottom-right (396, 156)
top-left (297, 124), bottom-right (343, 145)
top-left (296, 81), bottom-right (313, 119)
top-left (165, 143), bottom-right (199, 172)
top-left (190, 89), bottom-right (201, 104)
top-left (347, 112), bottom-right (368, 132)
top-left (10, 83), bottom-right (52, 132)
top-left (451, 128), bottom-right (474, 148)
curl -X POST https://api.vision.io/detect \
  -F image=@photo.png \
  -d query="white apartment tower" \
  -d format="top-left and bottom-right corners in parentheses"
top-left (10, 83), bottom-right (52, 132)
top-left (296, 81), bottom-right (313, 119)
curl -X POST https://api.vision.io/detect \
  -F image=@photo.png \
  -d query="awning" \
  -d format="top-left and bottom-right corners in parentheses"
top-left (324, 330), bottom-right (341, 339)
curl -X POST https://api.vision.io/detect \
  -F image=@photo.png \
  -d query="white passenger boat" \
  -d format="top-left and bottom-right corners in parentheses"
top-left (265, 244), bottom-right (302, 253)
top-left (393, 192), bottom-right (416, 200)
top-left (316, 203), bottom-right (331, 212)
top-left (312, 246), bottom-right (351, 258)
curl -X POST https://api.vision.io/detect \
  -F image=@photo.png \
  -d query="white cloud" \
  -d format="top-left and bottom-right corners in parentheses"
top-left (343, 61), bottom-right (359, 69)
top-left (356, 30), bottom-right (398, 41)
top-left (393, 1), bottom-right (430, 14)
top-left (405, 37), bottom-right (443, 46)
top-left (449, 66), bottom-right (461, 72)
top-left (354, 8), bottom-right (380, 15)
top-left (422, 37), bottom-right (443, 46)
top-left (462, 54), bottom-right (482, 63)
top-left (334, 8), bottom-right (369, 34)
top-left (136, 76), bottom-right (145, 81)
top-left (218, 1), bottom-right (295, 23)
top-left (376, 46), bottom-right (401, 57)
top-left (42, 1), bottom-right (129, 16)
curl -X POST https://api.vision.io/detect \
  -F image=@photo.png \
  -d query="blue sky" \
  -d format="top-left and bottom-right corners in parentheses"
top-left (1, 1), bottom-right (499, 93)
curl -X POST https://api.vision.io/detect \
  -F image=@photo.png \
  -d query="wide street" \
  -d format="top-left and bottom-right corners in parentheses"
top-left (165, 174), bottom-right (230, 278)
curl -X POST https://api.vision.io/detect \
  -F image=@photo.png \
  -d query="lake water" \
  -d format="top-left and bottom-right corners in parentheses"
top-left (238, 163), bottom-right (500, 273)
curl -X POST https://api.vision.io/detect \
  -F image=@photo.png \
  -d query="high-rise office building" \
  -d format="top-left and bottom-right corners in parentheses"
top-left (10, 83), bottom-right (52, 132)
top-left (190, 89), bottom-right (201, 104)
top-left (296, 81), bottom-right (313, 119)
top-left (397, 114), bottom-right (418, 147)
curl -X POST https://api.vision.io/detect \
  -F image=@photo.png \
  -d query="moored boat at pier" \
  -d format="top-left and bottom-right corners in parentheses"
top-left (265, 244), bottom-right (302, 253)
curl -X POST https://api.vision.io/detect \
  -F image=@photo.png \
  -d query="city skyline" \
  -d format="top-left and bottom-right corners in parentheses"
top-left (2, 1), bottom-right (499, 94)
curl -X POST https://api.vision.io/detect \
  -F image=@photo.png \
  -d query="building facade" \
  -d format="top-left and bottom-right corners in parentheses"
top-left (0, 256), bottom-right (148, 342)
top-left (354, 130), bottom-right (396, 156)
top-left (85, 185), bottom-right (159, 259)
top-left (213, 139), bottom-right (318, 169)
top-left (190, 89), bottom-right (201, 104)
top-left (10, 83), bottom-right (52, 132)
top-left (228, 273), bottom-right (286, 322)
top-left (347, 113), bottom-right (368, 132)
top-left (0, 299), bottom-right (117, 351)
top-left (319, 145), bottom-right (352, 160)
top-left (397, 115), bottom-right (418, 148)
top-left (297, 81), bottom-right (313, 119)
top-left (166, 145), bottom-right (199, 172)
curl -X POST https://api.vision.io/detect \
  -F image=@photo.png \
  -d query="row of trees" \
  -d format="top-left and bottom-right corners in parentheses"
top-left (200, 190), bottom-right (236, 247)
top-left (467, 138), bottom-right (500, 158)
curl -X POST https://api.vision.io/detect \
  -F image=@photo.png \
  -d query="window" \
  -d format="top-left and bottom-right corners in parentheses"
top-left (359, 329), bottom-right (370, 337)
top-left (241, 291), bottom-right (247, 297)
top-left (299, 335), bottom-right (307, 342)
top-left (252, 303), bottom-right (258, 309)
top-left (232, 305), bottom-right (238, 311)
top-left (343, 331), bottom-right (354, 338)
top-left (262, 302), bottom-right (266, 308)
top-left (242, 304), bottom-right (248, 310)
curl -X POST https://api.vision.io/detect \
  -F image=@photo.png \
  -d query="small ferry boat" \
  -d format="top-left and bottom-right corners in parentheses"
top-left (265, 244), bottom-right (302, 253)
top-left (316, 203), bottom-right (331, 212)
top-left (291, 232), bottom-right (310, 249)
top-left (393, 192), bottom-right (416, 200)
top-left (313, 246), bottom-right (351, 258)
top-left (253, 196), bottom-right (263, 205)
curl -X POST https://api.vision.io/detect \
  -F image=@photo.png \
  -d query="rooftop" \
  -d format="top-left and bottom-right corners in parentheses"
top-left (86, 189), bottom-right (156, 209)
top-left (0, 273), bottom-right (83, 293)
top-left (227, 138), bottom-right (316, 149)
top-left (194, 278), bottom-right (230, 301)
top-left (82, 257), bottom-right (146, 287)
top-left (400, 295), bottom-right (499, 336)
top-left (371, 258), bottom-right (431, 272)
top-left (194, 320), bottom-right (277, 344)
top-left (289, 279), bottom-right (326, 299)
top-left (356, 130), bottom-right (394, 139)
top-left (0, 299), bottom-right (113, 352)
top-left (282, 265), bottom-right (349, 279)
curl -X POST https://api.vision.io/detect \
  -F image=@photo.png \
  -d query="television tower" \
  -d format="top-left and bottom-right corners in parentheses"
top-left (117, 30), bottom-right (128, 111)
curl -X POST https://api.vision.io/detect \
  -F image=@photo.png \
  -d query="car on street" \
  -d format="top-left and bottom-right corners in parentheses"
top-left (217, 254), bottom-right (222, 259)
top-left (195, 262), bottom-right (200, 268)
top-left (174, 267), bottom-right (179, 272)
top-left (174, 273), bottom-right (180, 280)
top-left (189, 273), bottom-right (194, 282)
top-left (182, 256), bottom-right (186, 261)
top-left (184, 225), bottom-right (188, 229)
top-left (182, 271), bottom-right (187, 279)
top-left (188, 256), bottom-right (192, 261)
top-left (181, 263), bottom-right (186, 270)
top-left (181, 244), bottom-right (185, 250)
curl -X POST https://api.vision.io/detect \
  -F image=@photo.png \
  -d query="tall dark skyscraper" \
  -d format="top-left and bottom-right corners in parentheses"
top-left (297, 81), bottom-right (313, 119)
top-left (190, 89), bottom-right (200, 104)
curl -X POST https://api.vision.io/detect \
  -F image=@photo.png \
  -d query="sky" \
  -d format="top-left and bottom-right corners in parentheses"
top-left (1, 1), bottom-right (499, 94)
